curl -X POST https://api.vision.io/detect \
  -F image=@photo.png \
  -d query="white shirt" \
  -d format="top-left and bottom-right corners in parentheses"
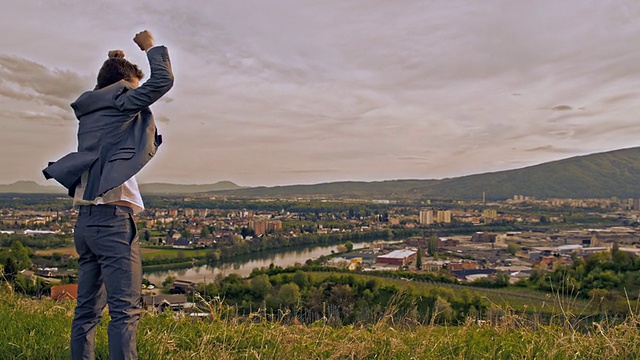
top-left (74, 171), bottom-right (144, 214)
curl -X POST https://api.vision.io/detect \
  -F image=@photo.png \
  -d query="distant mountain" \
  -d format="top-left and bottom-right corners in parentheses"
top-left (211, 180), bottom-right (438, 198)
top-left (408, 147), bottom-right (640, 200)
top-left (213, 147), bottom-right (640, 200)
top-left (5, 147), bottom-right (640, 200)
top-left (139, 181), bottom-right (243, 194)
top-left (0, 181), bottom-right (65, 194)
top-left (0, 181), bottom-right (242, 195)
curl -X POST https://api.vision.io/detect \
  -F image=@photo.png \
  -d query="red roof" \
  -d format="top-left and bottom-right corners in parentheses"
top-left (51, 284), bottom-right (78, 301)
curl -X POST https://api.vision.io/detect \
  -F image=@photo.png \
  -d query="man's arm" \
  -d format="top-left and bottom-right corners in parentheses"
top-left (114, 31), bottom-right (174, 113)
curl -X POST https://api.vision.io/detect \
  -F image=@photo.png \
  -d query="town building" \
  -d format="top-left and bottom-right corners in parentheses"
top-left (419, 209), bottom-right (433, 225)
top-left (376, 249), bottom-right (416, 266)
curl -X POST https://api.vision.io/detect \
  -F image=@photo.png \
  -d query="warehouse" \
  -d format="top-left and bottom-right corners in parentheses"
top-left (376, 249), bottom-right (416, 266)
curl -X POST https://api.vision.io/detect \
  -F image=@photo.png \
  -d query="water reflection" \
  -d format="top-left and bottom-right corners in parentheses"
top-left (145, 241), bottom-right (389, 285)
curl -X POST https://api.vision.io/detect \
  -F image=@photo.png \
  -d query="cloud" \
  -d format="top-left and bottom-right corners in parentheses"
top-left (0, 110), bottom-right (72, 125)
top-left (281, 169), bottom-right (338, 174)
top-left (525, 145), bottom-right (578, 154)
top-left (552, 105), bottom-right (573, 111)
top-left (156, 115), bottom-right (171, 123)
top-left (601, 93), bottom-right (636, 106)
top-left (0, 54), bottom-right (89, 111)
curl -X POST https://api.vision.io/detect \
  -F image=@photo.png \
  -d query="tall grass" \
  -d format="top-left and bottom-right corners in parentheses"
top-left (2, 282), bottom-right (640, 359)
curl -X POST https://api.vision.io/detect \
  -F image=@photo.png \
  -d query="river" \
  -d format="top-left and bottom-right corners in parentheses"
top-left (144, 241), bottom-right (390, 285)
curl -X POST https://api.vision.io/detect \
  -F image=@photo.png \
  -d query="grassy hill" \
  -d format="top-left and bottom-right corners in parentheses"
top-left (2, 287), bottom-right (639, 359)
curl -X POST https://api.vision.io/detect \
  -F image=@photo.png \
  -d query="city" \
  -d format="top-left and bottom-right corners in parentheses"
top-left (3, 193), bottom-right (640, 313)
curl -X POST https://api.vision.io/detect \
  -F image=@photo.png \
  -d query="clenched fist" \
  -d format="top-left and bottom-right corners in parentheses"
top-left (133, 30), bottom-right (155, 51)
top-left (108, 50), bottom-right (125, 58)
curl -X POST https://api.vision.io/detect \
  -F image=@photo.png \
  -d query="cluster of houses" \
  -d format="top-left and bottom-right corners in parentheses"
top-left (324, 227), bottom-right (640, 283)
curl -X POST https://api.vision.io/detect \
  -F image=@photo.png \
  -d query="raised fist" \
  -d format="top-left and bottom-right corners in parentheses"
top-left (108, 50), bottom-right (125, 58)
top-left (133, 30), bottom-right (155, 51)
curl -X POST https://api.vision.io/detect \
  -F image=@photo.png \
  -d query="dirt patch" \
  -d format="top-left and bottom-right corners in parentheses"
top-left (36, 247), bottom-right (78, 257)
top-left (141, 248), bottom-right (162, 254)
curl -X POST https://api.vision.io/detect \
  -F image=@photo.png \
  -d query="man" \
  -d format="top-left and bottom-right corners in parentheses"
top-left (42, 30), bottom-right (174, 359)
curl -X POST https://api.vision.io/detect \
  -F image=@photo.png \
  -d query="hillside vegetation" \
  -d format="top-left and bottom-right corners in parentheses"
top-left (3, 284), bottom-right (640, 359)
top-left (216, 147), bottom-right (640, 200)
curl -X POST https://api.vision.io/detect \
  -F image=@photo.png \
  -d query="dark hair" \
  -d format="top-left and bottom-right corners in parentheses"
top-left (96, 58), bottom-right (144, 89)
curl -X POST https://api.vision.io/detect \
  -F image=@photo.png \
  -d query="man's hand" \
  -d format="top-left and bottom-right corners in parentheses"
top-left (108, 50), bottom-right (125, 58)
top-left (133, 30), bottom-right (155, 52)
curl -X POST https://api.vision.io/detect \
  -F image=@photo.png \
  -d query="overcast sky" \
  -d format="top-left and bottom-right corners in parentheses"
top-left (2, 1), bottom-right (640, 187)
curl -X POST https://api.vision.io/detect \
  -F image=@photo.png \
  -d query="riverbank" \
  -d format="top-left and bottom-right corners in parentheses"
top-left (142, 240), bottom-right (396, 284)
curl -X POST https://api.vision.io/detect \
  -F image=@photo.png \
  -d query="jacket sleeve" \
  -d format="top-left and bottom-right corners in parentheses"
top-left (114, 46), bottom-right (174, 113)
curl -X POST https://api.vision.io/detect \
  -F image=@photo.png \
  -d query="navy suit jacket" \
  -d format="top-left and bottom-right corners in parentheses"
top-left (43, 46), bottom-right (174, 200)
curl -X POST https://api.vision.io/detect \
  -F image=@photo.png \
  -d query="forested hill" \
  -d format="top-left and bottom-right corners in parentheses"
top-left (139, 181), bottom-right (243, 194)
top-left (214, 147), bottom-right (640, 200)
top-left (408, 146), bottom-right (640, 200)
top-left (5, 147), bottom-right (640, 200)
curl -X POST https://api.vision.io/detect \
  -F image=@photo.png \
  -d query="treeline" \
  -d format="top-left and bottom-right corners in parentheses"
top-left (143, 196), bottom-right (397, 214)
top-left (0, 241), bottom-right (51, 297)
top-left (523, 248), bottom-right (640, 314)
top-left (0, 194), bottom-right (70, 210)
top-left (0, 233), bottom-right (72, 250)
top-left (194, 268), bottom-right (487, 326)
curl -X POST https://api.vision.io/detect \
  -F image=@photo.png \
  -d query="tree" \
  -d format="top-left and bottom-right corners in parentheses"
top-left (506, 242), bottom-right (521, 256)
top-left (3, 257), bottom-right (17, 282)
top-left (292, 270), bottom-right (310, 288)
top-left (344, 241), bottom-right (354, 252)
top-left (10, 241), bottom-right (30, 270)
top-left (416, 246), bottom-right (423, 270)
top-left (250, 274), bottom-right (272, 299)
top-left (200, 226), bottom-right (211, 238)
top-left (240, 227), bottom-right (255, 238)
top-left (428, 235), bottom-right (438, 256)
top-left (276, 283), bottom-right (301, 309)
top-left (162, 276), bottom-right (176, 291)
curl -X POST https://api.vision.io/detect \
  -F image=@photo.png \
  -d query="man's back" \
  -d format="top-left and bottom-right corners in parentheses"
top-left (43, 45), bottom-right (173, 200)
top-left (43, 31), bottom-right (174, 360)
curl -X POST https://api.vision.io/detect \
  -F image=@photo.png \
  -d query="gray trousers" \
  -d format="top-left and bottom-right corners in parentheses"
top-left (71, 204), bottom-right (141, 360)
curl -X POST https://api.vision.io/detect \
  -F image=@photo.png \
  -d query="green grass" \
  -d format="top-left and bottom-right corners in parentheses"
top-left (141, 247), bottom-right (210, 261)
top-left (304, 271), bottom-right (599, 316)
top-left (2, 282), bottom-right (640, 359)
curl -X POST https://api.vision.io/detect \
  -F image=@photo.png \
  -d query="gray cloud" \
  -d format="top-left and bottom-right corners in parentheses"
top-left (156, 115), bottom-right (171, 123)
top-left (3, 1), bottom-right (640, 186)
top-left (525, 145), bottom-right (578, 154)
top-left (0, 54), bottom-right (88, 112)
top-left (281, 169), bottom-right (338, 174)
top-left (602, 93), bottom-right (637, 106)
top-left (0, 110), bottom-right (72, 125)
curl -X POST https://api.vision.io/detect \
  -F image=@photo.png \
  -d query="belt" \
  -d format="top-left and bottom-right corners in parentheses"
top-left (78, 204), bottom-right (133, 216)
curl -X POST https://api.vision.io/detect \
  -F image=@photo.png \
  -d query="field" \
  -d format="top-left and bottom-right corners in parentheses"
top-left (34, 247), bottom-right (78, 257)
top-left (33, 246), bottom-right (209, 261)
top-left (1, 285), bottom-right (639, 359)
top-left (140, 247), bottom-right (210, 261)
